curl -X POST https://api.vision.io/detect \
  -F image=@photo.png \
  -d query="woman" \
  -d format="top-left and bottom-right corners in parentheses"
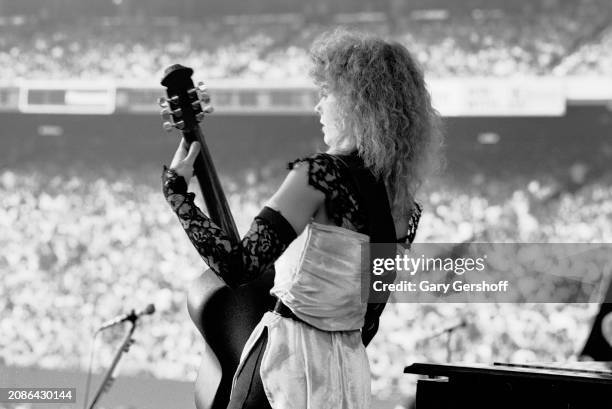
top-left (163, 29), bottom-right (442, 409)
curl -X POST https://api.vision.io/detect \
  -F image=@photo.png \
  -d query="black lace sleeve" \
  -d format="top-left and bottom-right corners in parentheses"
top-left (162, 166), bottom-right (296, 288)
top-left (287, 153), bottom-right (368, 233)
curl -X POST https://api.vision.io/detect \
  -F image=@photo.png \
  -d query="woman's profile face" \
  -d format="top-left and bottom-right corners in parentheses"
top-left (314, 89), bottom-right (354, 152)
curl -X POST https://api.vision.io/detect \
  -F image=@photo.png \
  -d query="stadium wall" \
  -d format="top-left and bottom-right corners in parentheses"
top-left (5, 77), bottom-right (612, 117)
top-left (1, 106), bottom-right (610, 181)
top-left (2, 77), bottom-right (610, 179)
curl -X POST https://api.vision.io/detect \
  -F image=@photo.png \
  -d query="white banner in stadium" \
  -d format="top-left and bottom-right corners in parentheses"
top-left (17, 80), bottom-right (116, 115)
top-left (428, 77), bottom-right (566, 117)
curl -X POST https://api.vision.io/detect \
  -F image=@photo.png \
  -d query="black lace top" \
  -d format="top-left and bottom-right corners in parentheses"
top-left (162, 152), bottom-right (421, 345)
top-left (287, 153), bottom-right (421, 244)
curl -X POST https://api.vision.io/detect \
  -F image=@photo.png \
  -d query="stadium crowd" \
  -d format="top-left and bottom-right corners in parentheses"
top-left (1, 0), bottom-right (611, 82)
top-left (1, 162), bottom-right (609, 401)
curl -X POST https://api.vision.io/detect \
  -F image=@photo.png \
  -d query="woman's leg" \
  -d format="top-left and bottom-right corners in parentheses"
top-left (227, 328), bottom-right (272, 409)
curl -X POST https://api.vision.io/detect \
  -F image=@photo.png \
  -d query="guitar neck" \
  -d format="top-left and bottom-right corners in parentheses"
top-left (160, 64), bottom-right (240, 245)
top-left (184, 126), bottom-right (240, 245)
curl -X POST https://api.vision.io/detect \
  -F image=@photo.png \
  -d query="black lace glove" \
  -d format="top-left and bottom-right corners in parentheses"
top-left (162, 166), bottom-right (296, 288)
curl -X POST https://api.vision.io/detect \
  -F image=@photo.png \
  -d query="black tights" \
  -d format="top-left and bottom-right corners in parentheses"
top-left (226, 329), bottom-right (272, 409)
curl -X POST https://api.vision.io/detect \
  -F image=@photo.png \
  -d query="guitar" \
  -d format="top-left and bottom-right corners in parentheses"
top-left (160, 65), bottom-right (276, 409)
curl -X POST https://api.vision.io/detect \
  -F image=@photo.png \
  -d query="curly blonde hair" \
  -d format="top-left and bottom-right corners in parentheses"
top-left (309, 29), bottom-right (444, 221)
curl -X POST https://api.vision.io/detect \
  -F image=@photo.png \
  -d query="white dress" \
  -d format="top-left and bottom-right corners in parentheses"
top-left (231, 221), bottom-right (372, 409)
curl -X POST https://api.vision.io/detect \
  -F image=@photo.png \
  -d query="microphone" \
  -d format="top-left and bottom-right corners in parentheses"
top-left (97, 304), bottom-right (156, 331)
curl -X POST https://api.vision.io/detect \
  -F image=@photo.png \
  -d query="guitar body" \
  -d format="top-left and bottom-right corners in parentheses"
top-left (160, 65), bottom-right (276, 409)
top-left (188, 270), bottom-right (275, 409)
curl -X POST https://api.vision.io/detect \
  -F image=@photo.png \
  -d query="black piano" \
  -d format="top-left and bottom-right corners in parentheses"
top-left (404, 361), bottom-right (612, 409)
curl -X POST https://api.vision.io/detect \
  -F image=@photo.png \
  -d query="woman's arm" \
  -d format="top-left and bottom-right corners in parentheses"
top-left (163, 140), bottom-right (324, 288)
top-left (265, 161), bottom-right (325, 235)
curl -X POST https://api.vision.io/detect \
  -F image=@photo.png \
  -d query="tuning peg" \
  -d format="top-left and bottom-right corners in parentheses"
top-left (199, 92), bottom-right (211, 104)
top-left (175, 120), bottom-right (185, 130)
top-left (195, 112), bottom-right (205, 122)
top-left (193, 81), bottom-right (211, 104)
top-left (162, 121), bottom-right (174, 132)
top-left (157, 97), bottom-right (169, 108)
top-left (202, 105), bottom-right (214, 114)
top-left (168, 95), bottom-right (179, 105)
top-left (191, 100), bottom-right (201, 110)
top-left (187, 82), bottom-right (206, 97)
top-left (161, 107), bottom-right (183, 120)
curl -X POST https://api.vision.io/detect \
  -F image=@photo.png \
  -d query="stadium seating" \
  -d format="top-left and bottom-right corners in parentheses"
top-left (1, 0), bottom-right (611, 81)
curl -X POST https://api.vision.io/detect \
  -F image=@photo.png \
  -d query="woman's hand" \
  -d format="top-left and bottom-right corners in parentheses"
top-left (170, 138), bottom-right (200, 184)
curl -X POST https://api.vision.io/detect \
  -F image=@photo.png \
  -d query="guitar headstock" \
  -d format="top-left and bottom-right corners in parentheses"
top-left (158, 64), bottom-right (214, 133)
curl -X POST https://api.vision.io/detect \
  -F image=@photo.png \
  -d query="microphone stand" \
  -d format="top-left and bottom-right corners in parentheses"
top-left (86, 317), bottom-right (137, 409)
top-left (421, 320), bottom-right (467, 362)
